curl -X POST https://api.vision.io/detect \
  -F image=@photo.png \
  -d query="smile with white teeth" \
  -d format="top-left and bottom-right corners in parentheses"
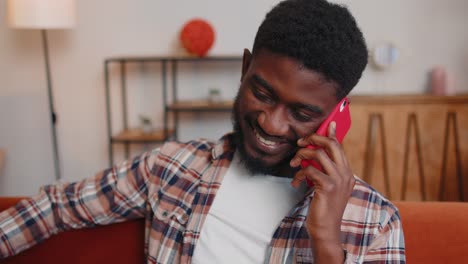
top-left (255, 129), bottom-right (278, 146)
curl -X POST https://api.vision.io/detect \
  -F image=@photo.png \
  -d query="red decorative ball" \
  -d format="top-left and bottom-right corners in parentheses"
top-left (180, 19), bottom-right (215, 57)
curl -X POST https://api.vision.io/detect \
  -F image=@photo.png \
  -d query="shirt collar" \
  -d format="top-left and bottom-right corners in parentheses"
top-left (211, 133), bottom-right (236, 161)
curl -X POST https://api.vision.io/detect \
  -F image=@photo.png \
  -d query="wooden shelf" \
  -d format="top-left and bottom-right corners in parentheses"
top-left (106, 55), bottom-right (242, 63)
top-left (350, 94), bottom-right (468, 104)
top-left (167, 100), bottom-right (234, 112)
top-left (111, 128), bottom-right (174, 143)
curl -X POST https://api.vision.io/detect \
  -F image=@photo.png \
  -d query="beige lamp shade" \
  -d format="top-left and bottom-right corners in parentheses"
top-left (7, 0), bottom-right (76, 29)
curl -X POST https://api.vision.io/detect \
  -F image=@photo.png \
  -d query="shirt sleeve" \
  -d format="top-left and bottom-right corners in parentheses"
top-left (359, 209), bottom-right (406, 264)
top-left (0, 149), bottom-right (158, 258)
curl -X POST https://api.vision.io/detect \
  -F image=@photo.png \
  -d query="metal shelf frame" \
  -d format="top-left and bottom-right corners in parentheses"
top-left (104, 56), bottom-right (242, 166)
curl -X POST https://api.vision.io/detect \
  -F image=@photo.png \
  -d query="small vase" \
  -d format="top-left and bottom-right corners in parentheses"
top-left (430, 66), bottom-right (456, 96)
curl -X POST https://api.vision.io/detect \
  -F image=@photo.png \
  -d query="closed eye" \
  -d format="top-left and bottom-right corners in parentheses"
top-left (250, 81), bottom-right (275, 104)
top-left (290, 105), bottom-right (320, 122)
top-left (291, 110), bottom-right (315, 122)
top-left (290, 103), bottom-right (323, 122)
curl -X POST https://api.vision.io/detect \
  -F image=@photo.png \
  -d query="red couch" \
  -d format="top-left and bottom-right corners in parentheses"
top-left (1, 197), bottom-right (468, 263)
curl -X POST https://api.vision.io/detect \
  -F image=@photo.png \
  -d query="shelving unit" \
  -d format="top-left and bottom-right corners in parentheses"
top-left (167, 99), bottom-right (233, 112)
top-left (104, 56), bottom-right (242, 166)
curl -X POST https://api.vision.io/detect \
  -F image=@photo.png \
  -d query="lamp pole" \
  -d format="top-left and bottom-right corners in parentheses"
top-left (42, 29), bottom-right (61, 181)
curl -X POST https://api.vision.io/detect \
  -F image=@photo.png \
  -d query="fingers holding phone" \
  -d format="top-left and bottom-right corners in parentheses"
top-left (290, 137), bottom-right (340, 189)
top-left (291, 97), bottom-right (352, 187)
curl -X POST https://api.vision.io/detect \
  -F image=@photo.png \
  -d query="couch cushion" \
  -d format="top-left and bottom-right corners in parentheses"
top-left (395, 201), bottom-right (468, 263)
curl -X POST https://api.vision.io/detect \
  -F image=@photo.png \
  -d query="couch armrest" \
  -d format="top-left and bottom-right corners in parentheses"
top-left (0, 197), bottom-right (146, 264)
top-left (0, 196), bottom-right (24, 211)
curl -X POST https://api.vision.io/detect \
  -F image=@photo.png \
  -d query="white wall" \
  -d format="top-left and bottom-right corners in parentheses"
top-left (0, 0), bottom-right (467, 195)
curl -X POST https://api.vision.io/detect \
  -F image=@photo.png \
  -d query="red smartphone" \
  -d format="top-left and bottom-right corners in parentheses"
top-left (300, 97), bottom-right (351, 187)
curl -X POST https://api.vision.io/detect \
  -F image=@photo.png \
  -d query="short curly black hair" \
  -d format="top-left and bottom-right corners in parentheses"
top-left (253, 0), bottom-right (368, 99)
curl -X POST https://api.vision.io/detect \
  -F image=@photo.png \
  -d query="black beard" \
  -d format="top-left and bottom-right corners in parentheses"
top-left (231, 91), bottom-right (298, 177)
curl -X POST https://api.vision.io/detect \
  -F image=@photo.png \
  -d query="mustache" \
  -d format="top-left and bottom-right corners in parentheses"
top-left (252, 121), bottom-right (297, 146)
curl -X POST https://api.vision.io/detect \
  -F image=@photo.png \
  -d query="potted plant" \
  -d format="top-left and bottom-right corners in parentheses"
top-left (139, 115), bottom-right (152, 134)
top-left (208, 88), bottom-right (221, 103)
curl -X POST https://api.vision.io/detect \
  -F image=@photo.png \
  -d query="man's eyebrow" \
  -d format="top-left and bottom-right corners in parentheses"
top-left (252, 74), bottom-right (276, 95)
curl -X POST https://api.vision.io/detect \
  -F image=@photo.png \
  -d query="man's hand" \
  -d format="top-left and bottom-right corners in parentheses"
top-left (290, 121), bottom-right (355, 263)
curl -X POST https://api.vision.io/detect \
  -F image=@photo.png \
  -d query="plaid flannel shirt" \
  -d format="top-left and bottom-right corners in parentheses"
top-left (0, 133), bottom-right (405, 263)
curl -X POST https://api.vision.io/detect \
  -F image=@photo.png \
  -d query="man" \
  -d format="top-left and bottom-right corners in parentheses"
top-left (0, 0), bottom-right (405, 263)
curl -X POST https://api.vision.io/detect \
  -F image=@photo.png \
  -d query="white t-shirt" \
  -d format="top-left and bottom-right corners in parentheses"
top-left (192, 152), bottom-right (306, 263)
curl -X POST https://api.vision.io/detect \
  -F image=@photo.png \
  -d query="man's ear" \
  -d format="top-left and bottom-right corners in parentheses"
top-left (241, 48), bottom-right (252, 82)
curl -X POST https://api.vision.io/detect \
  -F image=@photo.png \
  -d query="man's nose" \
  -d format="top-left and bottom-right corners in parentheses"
top-left (257, 105), bottom-right (289, 136)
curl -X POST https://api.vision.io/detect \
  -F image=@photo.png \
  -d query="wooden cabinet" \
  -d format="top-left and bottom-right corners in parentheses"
top-left (344, 95), bottom-right (468, 201)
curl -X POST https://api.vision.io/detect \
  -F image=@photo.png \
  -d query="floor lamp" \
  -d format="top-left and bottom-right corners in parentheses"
top-left (7, 0), bottom-right (76, 180)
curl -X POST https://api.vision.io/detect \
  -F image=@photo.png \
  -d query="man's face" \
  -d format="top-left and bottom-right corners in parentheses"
top-left (232, 49), bottom-right (339, 176)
